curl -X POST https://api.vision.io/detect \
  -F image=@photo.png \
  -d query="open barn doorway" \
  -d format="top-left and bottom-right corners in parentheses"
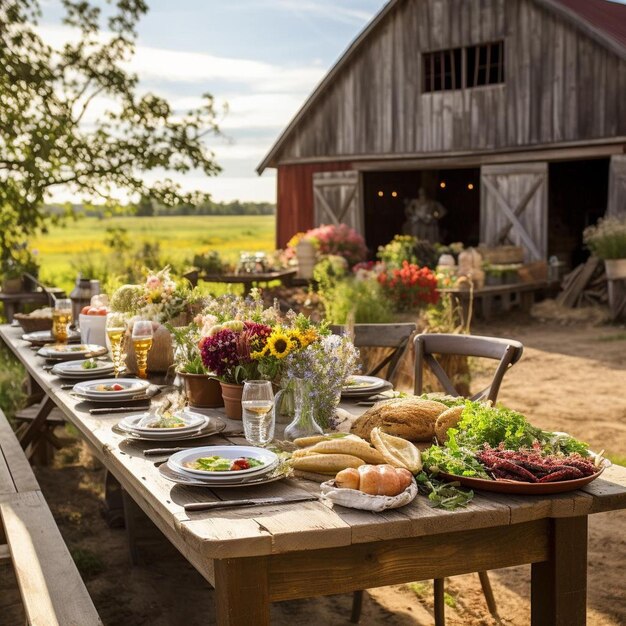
top-left (362, 168), bottom-right (480, 257)
top-left (548, 158), bottom-right (609, 269)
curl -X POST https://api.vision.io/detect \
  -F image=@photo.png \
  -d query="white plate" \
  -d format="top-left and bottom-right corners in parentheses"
top-left (159, 463), bottom-right (286, 488)
top-left (73, 378), bottom-right (150, 399)
top-left (23, 330), bottom-right (81, 344)
top-left (169, 445), bottom-right (278, 478)
top-left (115, 416), bottom-right (226, 442)
top-left (119, 411), bottom-right (208, 435)
top-left (341, 375), bottom-right (386, 393)
top-left (52, 359), bottom-right (115, 378)
top-left (170, 459), bottom-right (280, 483)
top-left (38, 344), bottom-right (108, 360)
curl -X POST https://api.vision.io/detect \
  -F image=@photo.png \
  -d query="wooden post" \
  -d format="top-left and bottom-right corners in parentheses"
top-left (215, 557), bottom-right (270, 626)
top-left (531, 516), bottom-right (587, 626)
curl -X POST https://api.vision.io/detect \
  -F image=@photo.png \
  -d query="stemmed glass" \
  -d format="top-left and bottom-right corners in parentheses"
top-left (52, 298), bottom-right (72, 343)
top-left (106, 312), bottom-right (128, 378)
top-left (131, 320), bottom-right (154, 380)
top-left (241, 380), bottom-right (275, 446)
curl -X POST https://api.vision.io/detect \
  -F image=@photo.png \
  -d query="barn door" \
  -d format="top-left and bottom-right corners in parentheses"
top-left (607, 155), bottom-right (626, 218)
top-left (312, 170), bottom-right (364, 234)
top-left (480, 163), bottom-right (548, 261)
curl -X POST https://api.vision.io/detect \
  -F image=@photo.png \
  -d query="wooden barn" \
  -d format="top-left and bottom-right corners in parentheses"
top-left (258, 0), bottom-right (626, 266)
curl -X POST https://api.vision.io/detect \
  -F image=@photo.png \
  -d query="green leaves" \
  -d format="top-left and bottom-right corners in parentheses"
top-left (0, 0), bottom-right (222, 259)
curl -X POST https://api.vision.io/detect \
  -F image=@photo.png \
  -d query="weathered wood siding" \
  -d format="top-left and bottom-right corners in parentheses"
top-left (276, 0), bottom-right (626, 163)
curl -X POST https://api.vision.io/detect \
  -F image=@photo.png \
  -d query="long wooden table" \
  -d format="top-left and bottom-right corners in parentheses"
top-left (2, 323), bottom-right (625, 625)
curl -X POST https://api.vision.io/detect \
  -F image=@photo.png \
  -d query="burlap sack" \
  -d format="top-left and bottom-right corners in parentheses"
top-left (125, 321), bottom-right (174, 374)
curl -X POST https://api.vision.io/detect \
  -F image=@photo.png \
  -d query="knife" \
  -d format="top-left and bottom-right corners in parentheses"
top-left (184, 495), bottom-right (318, 512)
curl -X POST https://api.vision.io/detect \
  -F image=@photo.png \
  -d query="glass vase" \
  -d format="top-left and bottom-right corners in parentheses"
top-left (283, 378), bottom-right (324, 441)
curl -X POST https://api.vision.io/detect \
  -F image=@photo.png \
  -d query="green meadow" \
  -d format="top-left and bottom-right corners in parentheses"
top-left (32, 215), bottom-right (276, 291)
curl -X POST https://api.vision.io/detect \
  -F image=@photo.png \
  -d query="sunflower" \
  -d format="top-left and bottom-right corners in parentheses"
top-left (267, 332), bottom-right (294, 359)
top-left (297, 328), bottom-right (318, 348)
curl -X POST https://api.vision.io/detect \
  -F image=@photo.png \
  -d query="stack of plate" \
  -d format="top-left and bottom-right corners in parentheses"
top-left (38, 344), bottom-right (108, 361)
top-left (118, 410), bottom-right (220, 441)
top-left (23, 330), bottom-right (81, 346)
top-left (164, 446), bottom-right (281, 488)
top-left (341, 375), bottom-right (391, 398)
top-left (72, 378), bottom-right (150, 403)
top-left (52, 359), bottom-right (115, 380)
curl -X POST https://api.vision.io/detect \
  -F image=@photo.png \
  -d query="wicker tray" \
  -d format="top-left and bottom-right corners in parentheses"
top-left (14, 313), bottom-right (53, 333)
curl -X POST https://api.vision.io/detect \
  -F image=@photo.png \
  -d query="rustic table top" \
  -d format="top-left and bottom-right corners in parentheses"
top-left (2, 323), bottom-right (625, 586)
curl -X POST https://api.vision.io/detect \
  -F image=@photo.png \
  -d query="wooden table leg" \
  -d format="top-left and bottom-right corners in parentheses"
top-left (531, 516), bottom-right (587, 626)
top-left (215, 557), bottom-right (270, 626)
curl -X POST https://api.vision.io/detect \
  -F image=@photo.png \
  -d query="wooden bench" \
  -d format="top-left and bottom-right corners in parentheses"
top-left (0, 410), bottom-right (102, 625)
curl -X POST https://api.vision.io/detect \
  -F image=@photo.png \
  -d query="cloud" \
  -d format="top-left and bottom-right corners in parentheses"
top-left (273, 0), bottom-right (373, 25)
top-left (36, 23), bottom-right (325, 93)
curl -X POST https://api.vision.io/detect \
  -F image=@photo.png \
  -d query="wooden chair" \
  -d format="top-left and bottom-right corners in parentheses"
top-left (330, 323), bottom-right (417, 383)
top-left (415, 332), bottom-right (523, 626)
top-left (350, 332), bottom-right (523, 624)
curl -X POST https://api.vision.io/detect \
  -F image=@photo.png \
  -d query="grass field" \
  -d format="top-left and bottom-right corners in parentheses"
top-left (32, 215), bottom-right (276, 291)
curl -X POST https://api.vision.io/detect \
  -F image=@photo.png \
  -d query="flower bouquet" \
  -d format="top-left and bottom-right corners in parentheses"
top-left (109, 266), bottom-right (202, 373)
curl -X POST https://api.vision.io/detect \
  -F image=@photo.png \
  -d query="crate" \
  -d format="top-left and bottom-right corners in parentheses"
top-left (478, 245), bottom-right (525, 264)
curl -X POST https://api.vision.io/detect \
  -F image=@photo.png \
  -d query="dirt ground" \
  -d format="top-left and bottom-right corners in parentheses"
top-left (1, 315), bottom-right (625, 626)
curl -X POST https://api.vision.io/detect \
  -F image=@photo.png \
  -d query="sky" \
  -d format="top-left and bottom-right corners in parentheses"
top-left (36, 0), bottom-right (626, 204)
top-left (39, 0), bottom-right (385, 204)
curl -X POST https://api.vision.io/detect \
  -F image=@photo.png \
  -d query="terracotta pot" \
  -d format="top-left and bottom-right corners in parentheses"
top-left (2, 277), bottom-right (23, 294)
top-left (178, 371), bottom-right (224, 408)
top-left (220, 382), bottom-right (244, 420)
top-left (605, 258), bottom-right (626, 281)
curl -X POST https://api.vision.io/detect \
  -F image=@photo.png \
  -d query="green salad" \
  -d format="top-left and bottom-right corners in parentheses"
top-left (186, 456), bottom-right (265, 472)
top-left (422, 401), bottom-right (590, 479)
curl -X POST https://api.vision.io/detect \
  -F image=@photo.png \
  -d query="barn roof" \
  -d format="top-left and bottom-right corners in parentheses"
top-left (257, 0), bottom-right (626, 173)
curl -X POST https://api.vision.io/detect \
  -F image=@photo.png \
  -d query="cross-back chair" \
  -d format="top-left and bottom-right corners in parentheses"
top-left (330, 323), bottom-right (416, 383)
top-left (351, 332), bottom-right (524, 624)
top-left (415, 332), bottom-right (523, 626)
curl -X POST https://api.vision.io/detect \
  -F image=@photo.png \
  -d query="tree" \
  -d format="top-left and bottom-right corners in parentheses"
top-left (0, 0), bottom-right (221, 262)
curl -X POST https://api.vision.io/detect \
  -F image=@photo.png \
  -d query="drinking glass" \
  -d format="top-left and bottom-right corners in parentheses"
top-left (52, 299), bottom-right (72, 343)
top-left (242, 380), bottom-right (275, 446)
top-left (106, 312), bottom-right (128, 378)
top-left (131, 320), bottom-right (153, 380)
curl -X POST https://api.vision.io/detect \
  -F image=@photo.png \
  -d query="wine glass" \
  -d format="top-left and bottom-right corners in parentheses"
top-left (52, 298), bottom-right (72, 343)
top-left (132, 320), bottom-right (154, 380)
top-left (106, 312), bottom-right (128, 378)
top-left (241, 380), bottom-right (275, 446)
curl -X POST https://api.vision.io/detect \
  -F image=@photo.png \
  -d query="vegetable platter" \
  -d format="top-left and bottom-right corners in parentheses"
top-left (422, 400), bottom-right (609, 495)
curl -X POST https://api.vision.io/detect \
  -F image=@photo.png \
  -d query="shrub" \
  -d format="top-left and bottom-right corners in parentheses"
top-left (0, 344), bottom-right (26, 422)
top-left (378, 261), bottom-right (439, 311)
top-left (583, 217), bottom-right (626, 260)
top-left (304, 224), bottom-right (367, 267)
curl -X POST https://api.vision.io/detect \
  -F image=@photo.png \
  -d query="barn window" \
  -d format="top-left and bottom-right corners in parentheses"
top-left (423, 41), bottom-right (505, 93)
top-left (466, 41), bottom-right (505, 88)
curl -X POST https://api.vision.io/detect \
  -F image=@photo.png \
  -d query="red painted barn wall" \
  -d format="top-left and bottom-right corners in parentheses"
top-left (276, 162), bottom-right (353, 248)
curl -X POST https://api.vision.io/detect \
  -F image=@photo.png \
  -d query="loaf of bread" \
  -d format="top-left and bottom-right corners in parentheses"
top-left (350, 397), bottom-right (447, 442)
top-left (434, 405), bottom-right (464, 443)
top-left (335, 464), bottom-right (413, 497)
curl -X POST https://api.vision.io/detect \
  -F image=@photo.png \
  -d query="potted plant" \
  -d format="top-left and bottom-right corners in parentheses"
top-left (584, 216), bottom-right (626, 280)
top-left (1, 247), bottom-right (39, 294)
top-left (168, 324), bottom-right (223, 408)
top-left (198, 320), bottom-right (273, 419)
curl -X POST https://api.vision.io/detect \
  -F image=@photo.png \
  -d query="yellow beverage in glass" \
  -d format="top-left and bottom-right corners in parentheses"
top-left (52, 310), bottom-right (72, 342)
top-left (132, 336), bottom-right (153, 379)
top-left (107, 326), bottom-right (127, 377)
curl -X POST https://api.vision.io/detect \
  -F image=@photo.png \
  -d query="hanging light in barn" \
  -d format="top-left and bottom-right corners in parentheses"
top-left (377, 190), bottom-right (384, 197)
top-left (468, 183), bottom-right (474, 190)
top-left (440, 181), bottom-right (446, 189)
